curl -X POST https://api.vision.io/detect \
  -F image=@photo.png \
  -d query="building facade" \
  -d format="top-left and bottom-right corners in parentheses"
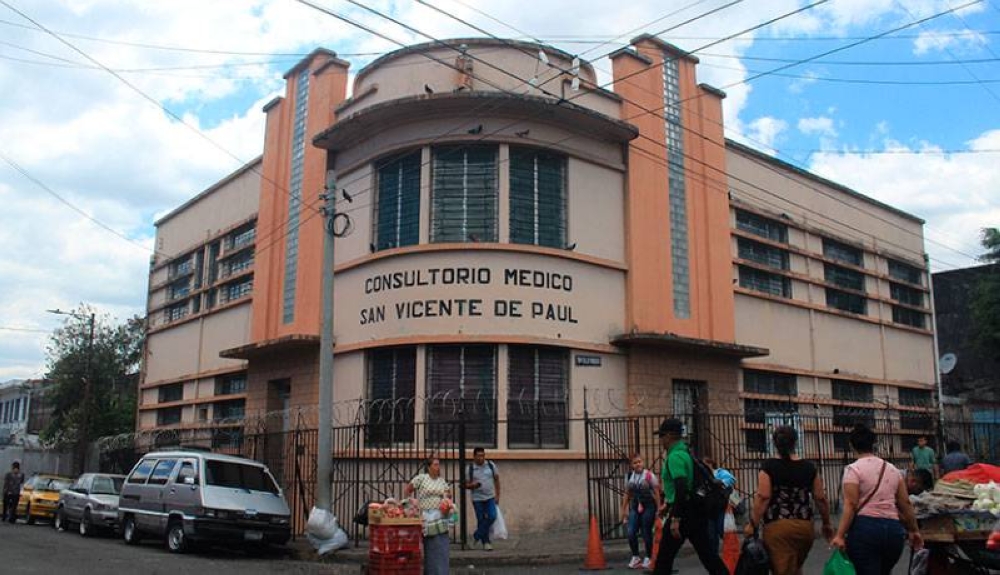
top-left (139, 37), bottom-right (937, 532)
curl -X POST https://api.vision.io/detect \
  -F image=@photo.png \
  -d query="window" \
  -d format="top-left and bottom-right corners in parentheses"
top-left (833, 380), bottom-right (874, 403)
top-left (221, 278), bottom-right (253, 303)
top-left (158, 384), bottom-right (183, 404)
top-left (168, 278), bottom-right (191, 301)
top-left (738, 266), bottom-right (791, 298)
top-left (888, 259), bottom-right (922, 285)
top-left (893, 307), bottom-right (926, 328)
top-left (223, 251), bottom-right (254, 277)
top-left (737, 238), bottom-right (788, 269)
top-left (899, 388), bottom-right (932, 407)
top-left (212, 428), bottom-right (243, 450)
top-left (426, 344), bottom-right (496, 446)
top-left (128, 460), bottom-right (155, 485)
top-left (664, 57), bottom-right (691, 319)
top-left (890, 283), bottom-right (923, 307)
top-left (374, 151), bottom-right (421, 251)
top-left (509, 147), bottom-right (566, 248)
top-left (214, 399), bottom-right (245, 421)
top-left (205, 461), bottom-right (279, 494)
top-left (744, 370), bottom-right (797, 396)
top-left (157, 406), bottom-right (182, 426)
top-left (216, 374), bottom-right (247, 396)
top-left (900, 411), bottom-right (934, 431)
top-left (431, 146), bottom-right (498, 243)
top-left (282, 68), bottom-right (310, 325)
top-left (507, 346), bottom-right (569, 449)
top-left (366, 347), bottom-right (417, 446)
top-left (823, 238), bottom-right (863, 266)
top-left (735, 209), bottom-right (787, 243)
top-left (825, 264), bottom-right (865, 291)
top-left (744, 399), bottom-right (798, 424)
top-left (169, 257), bottom-right (193, 279)
top-left (826, 289), bottom-right (866, 314)
top-left (148, 459), bottom-right (178, 485)
top-left (228, 225), bottom-right (256, 250)
top-left (832, 380), bottom-right (874, 430)
top-left (165, 302), bottom-right (188, 322)
top-left (92, 475), bottom-right (123, 495)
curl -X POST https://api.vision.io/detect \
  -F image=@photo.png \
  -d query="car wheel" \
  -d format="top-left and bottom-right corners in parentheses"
top-left (25, 504), bottom-right (34, 525)
top-left (79, 510), bottom-right (92, 537)
top-left (53, 508), bottom-right (66, 532)
top-left (122, 516), bottom-right (141, 545)
top-left (167, 520), bottom-right (188, 554)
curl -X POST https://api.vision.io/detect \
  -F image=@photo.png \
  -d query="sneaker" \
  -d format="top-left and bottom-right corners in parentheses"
top-left (628, 556), bottom-right (642, 569)
top-left (641, 557), bottom-right (651, 570)
top-left (484, 542), bottom-right (493, 551)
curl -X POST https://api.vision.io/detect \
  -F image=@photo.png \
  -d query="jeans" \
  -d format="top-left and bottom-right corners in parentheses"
top-left (2, 493), bottom-right (17, 523)
top-left (846, 515), bottom-right (906, 575)
top-left (653, 514), bottom-right (730, 575)
top-left (473, 498), bottom-right (497, 544)
top-left (627, 503), bottom-right (656, 557)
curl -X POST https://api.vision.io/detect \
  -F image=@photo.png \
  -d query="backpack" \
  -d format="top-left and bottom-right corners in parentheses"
top-left (690, 456), bottom-right (729, 516)
top-left (468, 461), bottom-right (497, 485)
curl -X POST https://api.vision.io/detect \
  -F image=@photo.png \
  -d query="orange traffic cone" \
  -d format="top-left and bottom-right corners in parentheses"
top-left (582, 515), bottom-right (609, 570)
top-left (722, 508), bottom-right (740, 575)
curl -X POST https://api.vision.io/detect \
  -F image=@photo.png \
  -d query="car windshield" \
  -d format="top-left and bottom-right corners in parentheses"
top-left (37, 478), bottom-right (71, 492)
top-left (204, 461), bottom-right (279, 494)
top-left (91, 476), bottom-right (124, 495)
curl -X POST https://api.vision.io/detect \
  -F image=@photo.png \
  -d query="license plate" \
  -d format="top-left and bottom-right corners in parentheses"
top-left (244, 530), bottom-right (263, 541)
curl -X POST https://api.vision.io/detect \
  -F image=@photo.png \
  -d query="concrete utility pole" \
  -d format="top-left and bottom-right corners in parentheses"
top-left (315, 170), bottom-right (337, 511)
top-left (47, 308), bottom-right (95, 474)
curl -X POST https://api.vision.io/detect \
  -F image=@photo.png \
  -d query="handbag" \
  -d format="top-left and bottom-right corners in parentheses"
top-left (734, 528), bottom-right (770, 575)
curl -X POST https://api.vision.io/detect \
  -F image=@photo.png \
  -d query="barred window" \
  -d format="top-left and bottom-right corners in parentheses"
top-left (900, 411), bottom-right (934, 430)
top-left (426, 344), bottom-right (496, 446)
top-left (157, 407), bottom-right (182, 426)
top-left (214, 399), bottom-right (245, 421)
top-left (833, 380), bottom-right (874, 403)
top-left (366, 347), bottom-right (417, 446)
top-left (823, 238), bottom-right (863, 266)
top-left (888, 259), bottom-right (922, 285)
top-left (228, 225), bottom-right (256, 250)
top-left (158, 384), bottom-right (183, 403)
top-left (825, 264), bottom-right (865, 291)
top-left (899, 388), bottom-right (932, 407)
top-left (509, 147), bottom-right (566, 248)
top-left (507, 346), bottom-right (569, 449)
top-left (168, 278), bottom-right (191, 301)
top-left (744, 370), bottom-right (797, 396)
top-left (737, 238), bottom-right (788, 270)
top-left (890, 283), bottom-right (923, 307)
top-left (216, 374), bottom-right (247, 396)
top-left (738, 265), bottom-right (791, 298)
top-left (735, 209), bottom-right (787, 243)
top-left (744, 399), bottom-right (798, 424)
top-left (165, 302), bottom-right (188, 322)
top-left (221, 278), bottom-right (253, 303)
top-left (826, 289), bottom-right (866, 314)
top-left (374, 151), bottom-right (421, 251)
top-left (169, 256), bottom-right (193, 279)
top-left (222, 251), bottom-right (254, 278)
top-left (893, 306), bottom-right (926, 328)
top-left (431, 146), bottom-right (498, 243)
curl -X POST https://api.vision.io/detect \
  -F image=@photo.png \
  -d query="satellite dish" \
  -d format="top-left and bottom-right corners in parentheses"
top-left (940, 353), bottom-right (958, 375)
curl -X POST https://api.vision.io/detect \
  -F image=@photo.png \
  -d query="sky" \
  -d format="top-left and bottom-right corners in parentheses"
top-left (0, 0), bottom-right (997, 380)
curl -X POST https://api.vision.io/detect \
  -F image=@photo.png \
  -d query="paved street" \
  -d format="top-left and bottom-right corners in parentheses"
top-left (0, 517), bottom-right (917, 575)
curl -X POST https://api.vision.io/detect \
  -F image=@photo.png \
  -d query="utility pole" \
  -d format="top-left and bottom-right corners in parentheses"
top-left (47, 308), bottom-right (95, 474)
top-left (315, 169), bottom-right (337, 511)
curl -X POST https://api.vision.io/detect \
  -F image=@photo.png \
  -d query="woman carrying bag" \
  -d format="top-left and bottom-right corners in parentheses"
top-left (406, 457), bottom-right (453, 575)
top-left (831, 424), bottom-right (923, 575)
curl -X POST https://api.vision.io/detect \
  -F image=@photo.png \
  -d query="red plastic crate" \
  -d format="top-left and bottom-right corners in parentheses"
top-left (367, 550), bottom-right (422, 575)
top-left (369, 524), bottom-right (423, 555)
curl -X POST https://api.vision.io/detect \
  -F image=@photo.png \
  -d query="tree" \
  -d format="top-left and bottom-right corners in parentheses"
top-left (43, 306), bottom-right (144, 449)
top-left (970, 227), bottom-right (1000, 358)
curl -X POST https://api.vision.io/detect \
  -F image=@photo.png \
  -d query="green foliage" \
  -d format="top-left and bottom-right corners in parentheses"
top-left (41, 306), bottom-right (144, 446)
top-left (971, 228), bottom-right (1000, 359)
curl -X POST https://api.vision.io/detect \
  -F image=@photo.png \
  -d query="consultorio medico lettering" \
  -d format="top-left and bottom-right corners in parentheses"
top-left (359, 267), bottom-right (578, 325)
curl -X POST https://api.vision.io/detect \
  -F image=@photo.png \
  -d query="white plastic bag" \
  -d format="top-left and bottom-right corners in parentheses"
top-left (306, 506), bottom-right (338, 540)
top-left (490, 506), bottom-right (509, 540)
top-left (723, 508), bottom-right (737, 533)
top-left (306, 527), bottom-right (349, 555)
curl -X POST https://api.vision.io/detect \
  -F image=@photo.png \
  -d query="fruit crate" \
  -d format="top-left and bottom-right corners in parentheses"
top-left (369, 524), bottom-right (423, 555)
top-left (367, 549), bottom-right (422, 575)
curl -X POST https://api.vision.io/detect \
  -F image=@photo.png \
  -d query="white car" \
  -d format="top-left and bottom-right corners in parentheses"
top-left (55, 473), bottom-right (126, 536)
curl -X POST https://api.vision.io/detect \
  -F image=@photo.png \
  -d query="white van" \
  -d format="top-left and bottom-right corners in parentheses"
top-left (117, 450), bottom-right (291, 553)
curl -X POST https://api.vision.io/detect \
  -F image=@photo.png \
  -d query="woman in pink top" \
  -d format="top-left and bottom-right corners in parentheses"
top-left (831, 424), bottom-right (922, 575)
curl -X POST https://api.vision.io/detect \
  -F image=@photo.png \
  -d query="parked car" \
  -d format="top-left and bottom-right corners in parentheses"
top-left (54, 473), bottom-right (126, 536)
top-left (16, 474), bottom-right (74, 524)
top-left (117, 450), bottom-right (291, 553)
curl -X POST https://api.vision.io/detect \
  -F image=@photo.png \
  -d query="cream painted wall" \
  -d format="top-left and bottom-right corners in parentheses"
top-left (811, 313), bottom-right (885, 377)
top-left (333, 251), bottom-right (625, 348)
top-left (883, 328), bottom-right (936, 382)
top-left (735, 294), bottom-right (813, 367)
top-left (145, 304), bottom-right (251, 384)
top-left (198, 305), bottom-right (253, 372)
top-left (146, 322), bottom-right (201, 382)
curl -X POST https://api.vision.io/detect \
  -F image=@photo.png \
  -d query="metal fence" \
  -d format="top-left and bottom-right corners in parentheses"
top-left (586, 408), bottom-right (1000, 541)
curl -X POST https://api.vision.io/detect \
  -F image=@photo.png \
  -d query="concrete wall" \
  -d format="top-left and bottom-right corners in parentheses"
top-left (144, 303), bottom-right (251, 384)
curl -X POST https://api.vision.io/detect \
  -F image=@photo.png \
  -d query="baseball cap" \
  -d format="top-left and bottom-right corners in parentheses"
top-left (654, 418), bottom-right (685, 437)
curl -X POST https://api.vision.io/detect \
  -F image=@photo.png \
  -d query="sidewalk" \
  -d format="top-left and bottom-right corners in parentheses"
top-left (291, 524), bottom-right (636, 569)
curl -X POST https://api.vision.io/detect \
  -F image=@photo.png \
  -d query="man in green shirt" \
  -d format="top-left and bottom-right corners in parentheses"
top-left (652, 418), bottom-right (729, 575)
top-left (911, 435), bottom-right (939, 478)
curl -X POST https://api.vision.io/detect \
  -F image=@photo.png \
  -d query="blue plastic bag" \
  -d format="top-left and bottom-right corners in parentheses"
top-left (824, 549), bottom-right (857, 575)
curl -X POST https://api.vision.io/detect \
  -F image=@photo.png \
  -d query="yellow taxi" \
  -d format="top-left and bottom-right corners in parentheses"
top-left (17, 474), bottom-right (73, 524)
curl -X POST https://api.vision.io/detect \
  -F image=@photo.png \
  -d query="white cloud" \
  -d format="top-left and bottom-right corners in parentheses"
top-left (913, 28), bottom-right (988, 55)
top-left (743, 116), bottom-right (789, 152)
top-left (798, 116), bottom-right (837, 137)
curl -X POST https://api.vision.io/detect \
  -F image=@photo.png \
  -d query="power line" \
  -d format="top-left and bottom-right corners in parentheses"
top-left (700, 60), bottom-right (1000, 85)
top-left (699, 51), bottom-right (1000, 66)
top-left (0, 326), bottom-right (50, 334)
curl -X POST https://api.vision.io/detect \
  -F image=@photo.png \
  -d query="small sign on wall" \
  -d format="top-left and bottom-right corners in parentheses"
top-left (575, 355), bottom-right (602, 367)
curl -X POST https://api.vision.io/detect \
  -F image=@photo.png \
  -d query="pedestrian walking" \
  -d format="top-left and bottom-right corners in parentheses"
top-left (651, 418), bottom-right (729, 575)
top-left (702, 457), bottom-right (736, 553)
top-left (744, 426), bottom-right (833, 575)
top-left (940, 441), bottom-right (972, 475)
top-left (464, 447), bottom-right (500, 550)
top-left (406, 457), bottom-right (452, 575)
top-left (832, 424), bottom-right (923, 575)
top-left (910, 435), bottom-right (938, 478)
top-left (2, 461), bottom-right (24, 523)
top-left (621, 453), bottom-right (661, 569)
